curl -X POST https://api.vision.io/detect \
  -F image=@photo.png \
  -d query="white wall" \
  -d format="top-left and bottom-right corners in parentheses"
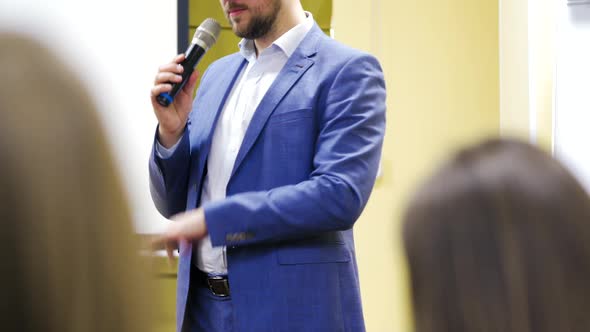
top-left (0, 0), bottom-right (178, 233)
top-left (499, 0), bottom-right (556, 149)
top-left (554, 3), bottom-right (590, 193)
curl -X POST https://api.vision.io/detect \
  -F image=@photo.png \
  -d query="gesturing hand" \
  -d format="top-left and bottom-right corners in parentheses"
top-left (153, 208), bottom-right (208, 261)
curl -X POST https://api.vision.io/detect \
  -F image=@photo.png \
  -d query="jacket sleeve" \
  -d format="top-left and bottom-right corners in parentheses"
top-left (148, 64), bottom-right (217, 218)
top-left (148, 127), bottom-right (191, 218)
top-left (204, 54), bottom-right (387, 247)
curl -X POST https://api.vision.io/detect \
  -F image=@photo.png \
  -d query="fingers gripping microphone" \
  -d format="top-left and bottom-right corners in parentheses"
top-left (157, 18), bottom-right (221, 107)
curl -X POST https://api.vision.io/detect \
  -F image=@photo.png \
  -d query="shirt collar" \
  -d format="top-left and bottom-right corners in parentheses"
top-left (238, 11), bottom-right (314, 60)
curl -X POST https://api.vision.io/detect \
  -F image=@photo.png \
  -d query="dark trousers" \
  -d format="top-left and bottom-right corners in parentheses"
top-left (185, 267), bottom-right (234, 332)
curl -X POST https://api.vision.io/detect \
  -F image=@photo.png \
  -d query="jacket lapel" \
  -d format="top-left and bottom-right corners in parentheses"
top-left (195, 56), bottom-right (247, 153)
top-left (230, 25), bottom-right (323, 178)
top-left (188, 55), bottom-right (247, 207)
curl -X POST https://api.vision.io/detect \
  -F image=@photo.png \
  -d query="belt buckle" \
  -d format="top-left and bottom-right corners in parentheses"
top-left (207, 275), bottom-right (230, 297)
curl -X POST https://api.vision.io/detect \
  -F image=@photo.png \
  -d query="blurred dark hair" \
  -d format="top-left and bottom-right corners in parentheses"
top-left (0, 33), bottom-right (154, 332)
top-left (403, 138), bottom-right (590, 332)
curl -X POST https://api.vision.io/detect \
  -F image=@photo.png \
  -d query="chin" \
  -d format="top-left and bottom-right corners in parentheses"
top-left (233, 24), bottom-right (249, 36)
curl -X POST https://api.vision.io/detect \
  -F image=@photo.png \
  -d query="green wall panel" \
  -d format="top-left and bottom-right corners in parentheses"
top-left (189, 2), bottom-right (230, 28)
top-left (300, 0), bottom-right (333, 29)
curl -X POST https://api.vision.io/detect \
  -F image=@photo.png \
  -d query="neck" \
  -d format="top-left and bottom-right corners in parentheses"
top-left (254, 4), bottom-right (306, 53)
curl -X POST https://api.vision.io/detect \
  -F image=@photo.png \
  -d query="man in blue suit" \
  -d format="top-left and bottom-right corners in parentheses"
top-left (150, 0), bottom-right (386, 331)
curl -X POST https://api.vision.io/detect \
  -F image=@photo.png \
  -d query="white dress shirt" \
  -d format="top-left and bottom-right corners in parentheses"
top-left (157, 13), bottom-right (314, 274)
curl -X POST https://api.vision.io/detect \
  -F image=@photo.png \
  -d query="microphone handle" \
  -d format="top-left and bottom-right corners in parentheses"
top-left (156, 44), bottom-right (207, 107)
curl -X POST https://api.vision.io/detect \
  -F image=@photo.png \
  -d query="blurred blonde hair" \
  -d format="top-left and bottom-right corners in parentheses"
top-left (0, 33), bottom-right (154, 332)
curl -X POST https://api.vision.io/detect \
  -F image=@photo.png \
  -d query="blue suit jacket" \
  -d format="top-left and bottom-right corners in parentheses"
top-left (149, 24), bottom-right (386, 332)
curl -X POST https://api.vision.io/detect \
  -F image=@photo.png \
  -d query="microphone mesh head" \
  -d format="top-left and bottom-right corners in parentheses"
top-left (194, 18), bottom-right (221, 48)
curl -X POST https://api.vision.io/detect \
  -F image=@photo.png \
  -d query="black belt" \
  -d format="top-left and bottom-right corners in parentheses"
top-left (193, 268), bottom-right (230, 297)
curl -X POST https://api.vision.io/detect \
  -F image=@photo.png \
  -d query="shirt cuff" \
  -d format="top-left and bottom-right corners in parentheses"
top-left (155, 137), bottom-right (182, 159)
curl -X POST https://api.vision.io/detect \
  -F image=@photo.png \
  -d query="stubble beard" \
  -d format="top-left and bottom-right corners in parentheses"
top-left (228, 1), bottom-right (282, 40)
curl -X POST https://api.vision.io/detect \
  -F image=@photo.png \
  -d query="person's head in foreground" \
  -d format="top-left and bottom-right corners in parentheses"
top-left (0, 33), bottom-right (154, 332)
top-left (403, 138), bottom-right (590, 332)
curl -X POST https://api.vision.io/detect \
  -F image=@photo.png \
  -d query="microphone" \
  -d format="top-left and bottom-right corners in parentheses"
top-left (157, 18), bottom-right (221, 107)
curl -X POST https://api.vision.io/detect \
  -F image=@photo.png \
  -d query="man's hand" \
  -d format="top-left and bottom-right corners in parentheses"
top-left (150, 53), bottom-right (199, 148)
top-left (153, 208), bottom-right (208, 261)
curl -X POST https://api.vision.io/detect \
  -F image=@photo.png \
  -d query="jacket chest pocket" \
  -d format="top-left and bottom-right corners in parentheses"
top-left (267, 107), bottom-right (313, 125)
top-left (263, 108), bottom-right (316, 168)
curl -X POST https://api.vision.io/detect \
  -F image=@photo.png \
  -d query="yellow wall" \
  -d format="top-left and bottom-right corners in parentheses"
top-left (333, 0), bottom-right (500, 330)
